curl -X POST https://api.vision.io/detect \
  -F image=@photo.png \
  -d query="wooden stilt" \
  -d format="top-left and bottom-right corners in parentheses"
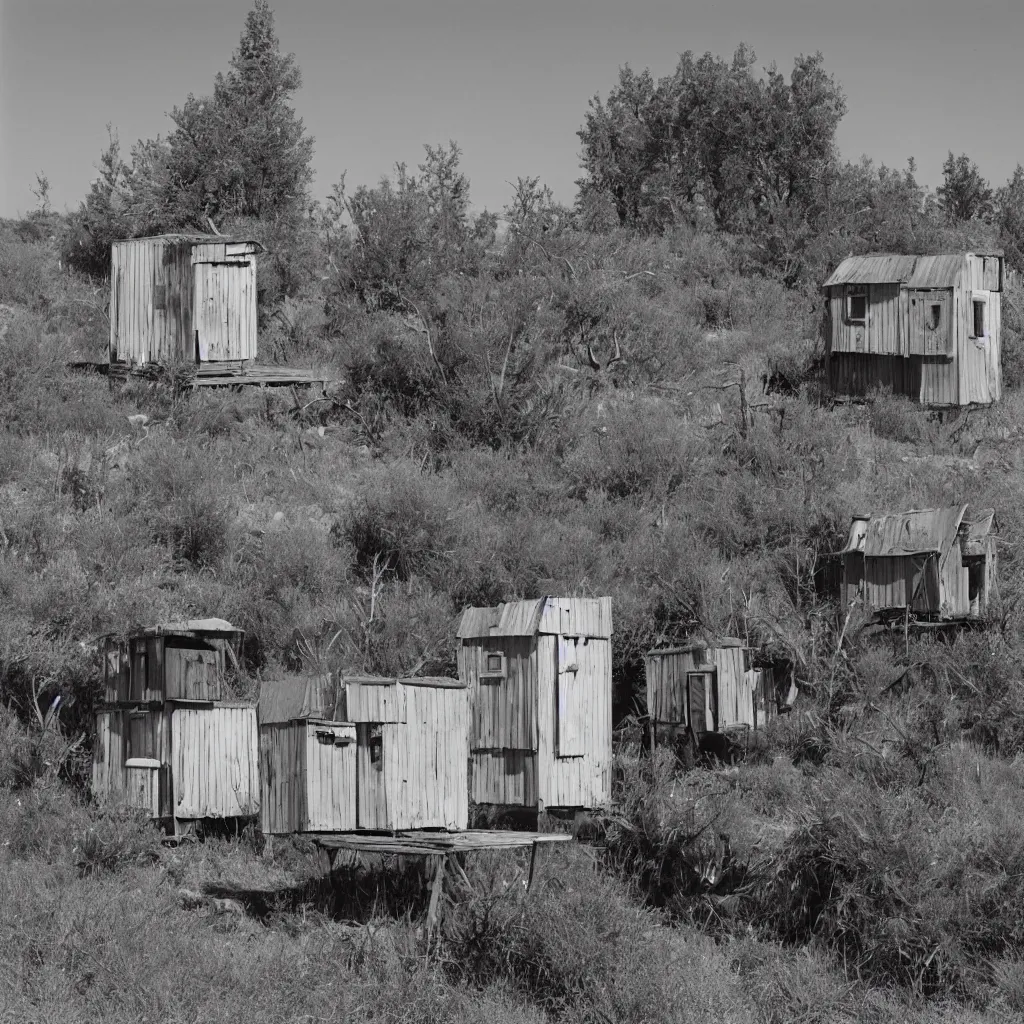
top-left (527, 841), bottom-right (539, 891)
top-left (426, 853), bottom-right (447, 940)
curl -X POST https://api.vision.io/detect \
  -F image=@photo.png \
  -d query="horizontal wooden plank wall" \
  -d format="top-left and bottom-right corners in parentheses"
top-left (172, 706), bottom-right (259, 820)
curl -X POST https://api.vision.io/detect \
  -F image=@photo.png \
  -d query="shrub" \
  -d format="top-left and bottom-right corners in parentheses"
top-left (74, 804), bottom-right (163, 877)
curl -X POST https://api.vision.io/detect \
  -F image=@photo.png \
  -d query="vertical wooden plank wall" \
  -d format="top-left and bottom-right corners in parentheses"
top-left (171, 706), bottom-right (259, 820)
top-left (544, 635), bottom-right (611, 810)
top-left (260, 723), bottom-right (305, 834)
top-left (381, 684), bottom-right (469, 830)
top-left (303, 722), bottom-right (357, 831)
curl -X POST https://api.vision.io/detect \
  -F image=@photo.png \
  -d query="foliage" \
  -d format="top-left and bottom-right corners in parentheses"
top-left (937, 152), bottom-right (994, 225)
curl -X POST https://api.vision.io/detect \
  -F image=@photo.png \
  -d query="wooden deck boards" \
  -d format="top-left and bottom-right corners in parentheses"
top-left (314, 829), bottom-right (571, 856)
top-left (73, 361), bottom-right (338, 389)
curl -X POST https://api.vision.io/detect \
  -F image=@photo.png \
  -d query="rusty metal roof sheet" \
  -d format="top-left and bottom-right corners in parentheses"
top-left (258, 673), bottom-right (339, 724)
top-left (457, 597), bottom-right (612, 639)
top-left (842, 506), bottom-right (968, 557)
top-left (824, 253), bottom-right (968, 289)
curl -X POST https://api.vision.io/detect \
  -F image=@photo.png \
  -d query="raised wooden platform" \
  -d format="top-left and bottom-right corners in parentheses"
top-left (314, 828), bottom-right (571, 857)
top-left (313, 830), bottom-right (573, 936)
top-left (72, 360), bottom-right (338, 389)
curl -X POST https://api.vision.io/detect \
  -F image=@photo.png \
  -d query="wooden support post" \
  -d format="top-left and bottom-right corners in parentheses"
top-left (527, 841), bottom-right (539, 891)
top-left (426, 852), bottom-right (447, 941)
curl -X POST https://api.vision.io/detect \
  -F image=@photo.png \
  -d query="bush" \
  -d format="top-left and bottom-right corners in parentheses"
top-left (74, 803), bottom-right (163, 876)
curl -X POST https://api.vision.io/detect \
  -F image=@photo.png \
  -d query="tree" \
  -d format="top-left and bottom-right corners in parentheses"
top-left (998, 164), bottom-right (1024, 273)
top-left (937, 152), bottom-right (993, 225)
top-left (162, 0), bottom-right (314, 226)
top-left (575, 45), bottom-right (846, 237)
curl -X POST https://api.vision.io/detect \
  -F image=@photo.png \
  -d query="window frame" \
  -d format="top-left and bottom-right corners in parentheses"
top-left (971, 293), bottom-right (988, 340)
top-left (846, 287), bottom-right (867, 325)
top-left (479, 649), bottom-right (507, 682)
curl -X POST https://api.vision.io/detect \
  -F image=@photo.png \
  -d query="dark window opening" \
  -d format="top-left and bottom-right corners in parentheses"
top-left (127, 712), bottom-right (157, 760)
top-left (848, 291), bottom-right (867, 323)
top-left (927, 304), bottom-right (942, 331)
top-left (368, 724), bottom-right (384, 770)
top-left (973, 299), bottom-right (986, 338)
top-left (153, 284), bottom-right (167, 311)
top-left (486, 653), bottom-right (502, 673)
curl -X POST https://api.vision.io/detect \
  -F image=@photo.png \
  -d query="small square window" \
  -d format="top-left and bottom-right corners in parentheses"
top-left (479, 649), bottom-right (506, 681)
top-left (847, 290), bottom-right (866, 323)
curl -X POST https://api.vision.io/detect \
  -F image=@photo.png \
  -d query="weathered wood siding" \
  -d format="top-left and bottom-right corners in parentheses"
top-left (92, 708), bottom-right (171, 817)
top-left (110, 237), bottom-right (258, 366)
top-left (646, 646), bottom-right (759, 733)
top-left (460, 638), bottom-right (538, 751)
top-left (110, 238), bottom-right (194, 365)
top-left (470, 750), bottom-right (538, 806)
top-left (536, 634), bottom-right (612, 811)
top-left (828, 260), bottom-right (1001, 408)
top-left (841, 553), bottom-right (941, 615)
top-left (378, 683), bottom-right (469, 830)
top-left (829, 284), bottom-right (902, 355)
top-left (171, 705), bottom-right (259, 820)
top-left (304, 721), bottom-right (357, 832)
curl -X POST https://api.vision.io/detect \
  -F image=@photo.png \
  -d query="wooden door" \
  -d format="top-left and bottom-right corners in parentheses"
top-left (356, 723), bottom-right (388, 829)
top-left (908, 290), bottom-right (953, 357)
top-left (193, 261), bottom-right (255, 362)
top-left (687, 671), bottom-right (718, 733)
top-left (556, 636), bottom-right (586, 757)
top-left (304, 721), bottom-right (356, 831)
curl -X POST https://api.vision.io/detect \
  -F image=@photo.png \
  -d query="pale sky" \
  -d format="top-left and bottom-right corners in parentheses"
top-left (2, 0), bottom-right (1023, 219)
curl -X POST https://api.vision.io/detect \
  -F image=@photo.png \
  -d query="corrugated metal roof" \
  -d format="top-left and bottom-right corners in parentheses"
top-left (456, 599), bottom-right (546, 639)
top-left (457, 596), bottom-right (612, 639)
top-left (964, 508), bottom-right (996, 555)
top-left (647, 636), bottom-right (748, 657)
top-left (258, 674), bottom-right (339, 724)
top-left (824, 255), bottom-right (919, 287)
top-left (842, 506), bottom-right (968, 557)
top-left (906, 254), bottom-right (964, 288)
top-left (823, 253), bottom-right (967, 289)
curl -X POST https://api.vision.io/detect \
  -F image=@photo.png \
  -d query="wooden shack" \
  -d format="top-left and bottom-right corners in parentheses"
top-left (109, 234), bottom-right (263, 367)
top-left (840, 505), bottom-right (996, 622)
top-left (646, 639), bottom-right (789, 751)
top-left (92, 618), bottom-right (259, 832)
top-left (823, 252), bottom-right (1003, 406)
top-left (456, 597), bottom-right (612, 816)
top-left (258, 673), bottom-right (469, 835)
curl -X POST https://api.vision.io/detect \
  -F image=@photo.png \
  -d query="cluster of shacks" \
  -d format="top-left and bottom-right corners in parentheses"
top-left (92, 597), bottom-right (618, 834)
top-left (92, 538), bottom-right (1002, 833)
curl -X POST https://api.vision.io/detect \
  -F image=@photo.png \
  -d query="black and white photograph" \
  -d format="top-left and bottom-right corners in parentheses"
top-left (2, 1), bottom-right (1024, 1020)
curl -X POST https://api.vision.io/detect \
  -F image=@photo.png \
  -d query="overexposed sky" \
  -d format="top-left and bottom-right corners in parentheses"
top-left (2, 0), bottom-right (1023, 218)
